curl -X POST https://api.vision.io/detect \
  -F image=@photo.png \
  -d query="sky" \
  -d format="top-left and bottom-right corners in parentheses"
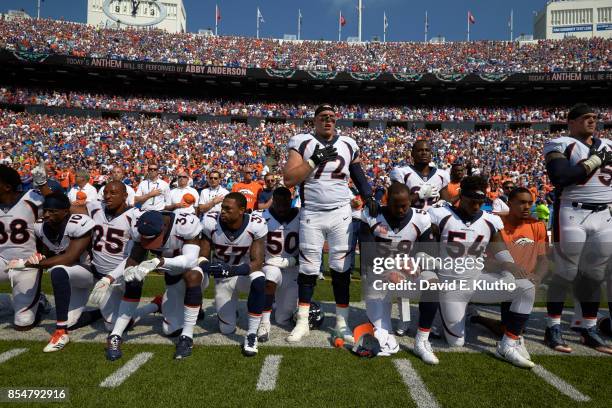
top-left (2, 0), bottom-right (549, 42)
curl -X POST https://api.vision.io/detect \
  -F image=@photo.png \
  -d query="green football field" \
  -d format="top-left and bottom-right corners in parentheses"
top-left (0, 340), bottom-right (610, 408)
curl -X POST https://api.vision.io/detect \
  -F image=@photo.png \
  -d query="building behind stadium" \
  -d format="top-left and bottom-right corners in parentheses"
top-left (87, 0), bottom-right (186, 33)
top-left (534, 0), bottom-right (612, 39)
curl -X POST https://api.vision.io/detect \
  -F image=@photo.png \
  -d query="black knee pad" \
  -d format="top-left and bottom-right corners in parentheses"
top-left (575, 274), bottom-right (602, 303)
top-left (50, 267), bottom-right (69, 283)
top-left (298, 273), bottom-right (318, 287)
top-left (184, 285), bottom-right (202, 306)
top-left (331, 269), bottom-right (351, 286)
top-left (124, 280), bottom-right (143, 301)
top-left (164, 272), bottom-right (182, 286)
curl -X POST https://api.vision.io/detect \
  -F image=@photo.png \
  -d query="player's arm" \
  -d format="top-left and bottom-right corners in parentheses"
top-left (155, 237), bottom-right (200, 275)
top-left (30, 232), bottom-right (92, 269)
top-left (545, 150), bottom-right (605, 187)
top-left (248, 237), bottom-right (265, 273)
top-left (488, 232), bottom-right (529, 279)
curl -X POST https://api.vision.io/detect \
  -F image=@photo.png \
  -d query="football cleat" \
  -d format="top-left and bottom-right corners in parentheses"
top-left (395, 320), bottom-right (409, 337)
top-left (495, 340), bottom-right (535, 369)
top-left (105, 334), bottom-right (123, 361)
top-left (517, 336), bottom-right (531, 360)
top-left (287, 314), bottom-right (310, 343)
top-left (174, 335), bottom-right (194, 360)
top-left (377, 337), bottom-right (400, 357)
top-left (413, 338), bottom-right (439, 365)
top-left (544, 325), bottom-right (572, 353)
top-left (597, 317), bottom-right (612, 337)
top-left (335, 324), bottom-right (354, 344)
top-left (579, 327), bottom-right (612, 354)
top-left (257, 321), bottom-right (271, 343)
top-left (242, 333), bottom-right (258, 357)
top-left (43, 329), bottom-right (69, 353)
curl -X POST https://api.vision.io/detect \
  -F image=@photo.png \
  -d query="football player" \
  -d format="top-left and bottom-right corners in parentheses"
top-left (110, 209), bottom-right (202, 360)
top-left (9, 192), bottom-right (95, 352)
top-left (0, 163), bottom-right (51, 330)
top-left (543, 103), bottom-right (612, 354)
top-left (198, 192), bottom-right (267, 356)
top-left (258, 187), bottom-right (300, 342)
top-left (429, 176), bottom-right (536, 368)
top-left (80, 181), bottom-right (145, 360)
top-left (390, 140), bottom-right (451, 336)
top-left (359, 183), bottom-right (440, 363)
top-left (283, 104), bottom-right (378, 344)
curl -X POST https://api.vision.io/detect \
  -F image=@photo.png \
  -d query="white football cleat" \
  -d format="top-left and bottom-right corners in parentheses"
top-left (242, 333), bottom-right (258, 357)
top-left (43, 329), bottom-right (69, 353)
top-left (335, 324), bottom-right (354, 344)
top-left (413, 338), bottom-right (439, 365)
top-left (517, 336), bottom-right (531, 360)
top-left (286, 319), bottom-right (310, 343)
top-left (378, 335), bottom-right (400, 357)
top-left (257, 321), bottom-right (271, 343)
top-left (495, 340), bottom-right (535, 369)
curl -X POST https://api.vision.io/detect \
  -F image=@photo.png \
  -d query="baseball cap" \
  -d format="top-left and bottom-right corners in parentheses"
top-left (314, 104), bottom-right (335, 116)
top-left (137, 211), bottom-right (166, 249)
top-left (567, 103), bottom-right (595, 121)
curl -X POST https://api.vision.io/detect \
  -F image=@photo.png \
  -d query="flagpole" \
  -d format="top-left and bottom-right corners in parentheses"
top-left (298, 9), bottom-right (301, 40)
top-left (424, 10), bottom-right (428, 42)
top-left (37, 0), bottom-right (41, 19)
top-left (215, 4), bottom-right (218, 36)
top-left (510, 9), bottom-right (514, 41)
top-left (358, 0), bottom-right (363, 42)
top-left (256, 7), bottom-right (260, 39)
top-left (383, 12), bottom-right (386, 43)
top-left (338, 11), bottom-right (342, 41)
top-left (467, 12), bottom-right (470, 41)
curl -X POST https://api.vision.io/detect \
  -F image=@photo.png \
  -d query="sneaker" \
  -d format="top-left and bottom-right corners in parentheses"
top-left (242, 333), bottom-right (258, 357)
top-left (286, 319), bottom-right (310, 343)
top-left (413, 338), bottom-right (439, 365)
top-left (580, 327), bottom-right (612, 354)
top-left (43, 329), bottom-right (69, 353)
top-left (105, 334), bottom-right (123, 361)
top-left (257, 321), bottom-right (271, 343)
top-left (378, 339), bottom-right (400, 357)
top-left (174, 335), bottom-right (194, 360)
top-left (318, 273), bottom-right (325, 281)
top-left (495, 340), bottom-right (535, 369)
top-left (544, 325), bottom-right (572, 353)
top-left (395, 320), bottom-right (409, 337)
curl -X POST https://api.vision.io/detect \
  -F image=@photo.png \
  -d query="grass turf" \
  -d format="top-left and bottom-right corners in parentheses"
top-left (0, 340), bottom-right (609, 408)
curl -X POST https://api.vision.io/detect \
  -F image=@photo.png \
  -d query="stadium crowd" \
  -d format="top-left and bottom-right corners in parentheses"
top-left (1, 108), bottom-right (600, 204)
top-left (2, 87), bottom-right (611, 122)
top-left (1, 18), bottom-right (610, 73)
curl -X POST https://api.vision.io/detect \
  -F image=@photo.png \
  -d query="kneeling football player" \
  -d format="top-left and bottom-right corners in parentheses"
top-left (198, 192), bottom-right (267, 356)
top-left (360, 183), bottom-right (440, 362)
top-left (259, 187), bottom-right (300, 342)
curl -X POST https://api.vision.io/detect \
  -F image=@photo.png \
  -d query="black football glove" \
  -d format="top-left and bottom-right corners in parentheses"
top-left (203, 261), bottom-right (232, 278)
top-left (310, 144), bottom-right (338, 166)
top-left (595, 147), bottom-right (612, 166)
top-left (364, 196), bottom-right (379, 217)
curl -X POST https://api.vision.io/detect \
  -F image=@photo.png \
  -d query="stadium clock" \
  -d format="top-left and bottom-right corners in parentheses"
top-left (102, 0), bottom-right (167, 27)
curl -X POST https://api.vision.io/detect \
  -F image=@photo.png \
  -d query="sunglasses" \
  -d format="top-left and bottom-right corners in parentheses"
top-left (149, 167), bottom-right (158, 171)
top-left (209, 177), bottom-right (219, 180)
top-left (317, 115), bottom-right (336, 122)
top-left (178, 175), bottom-right (189, 179)
top-left (265, 179), bottom-right (274, 182)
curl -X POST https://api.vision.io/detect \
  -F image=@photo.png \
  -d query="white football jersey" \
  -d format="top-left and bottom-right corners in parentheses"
top-left (34, 214), bottom-right (95, 264)
top-left (361, 207), bottom-right (432, 244)
top-left (87, 201), bottom-right (142, 275)
top-left (544, 136), bottom-right (612, 203)
top-left (390, 165), bottom-right (450, 209)
top-left (201, 212), bottom-right (268, 265)
top-left (0, 190), bottom-right (43, 261)
top-left (287, 133), bottom-right (359, 210)
top-left (428, 204), bottom-right (503, 278)
top-left (262, 208), bottom-right (300, 260)
top-left (131, 212), bottom-right (201, 257)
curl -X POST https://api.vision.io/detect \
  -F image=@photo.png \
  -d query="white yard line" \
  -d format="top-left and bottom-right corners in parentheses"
top-left (99, 352), bottom-right (154, 388)
top-left (0, 348), bottom-right (27, 364)
top-left (256, 355), bottom-right (283, 391)
top-left (532, 365), bottom-right (591, 402)
top-left (393, 359), bottom-right (440, 408)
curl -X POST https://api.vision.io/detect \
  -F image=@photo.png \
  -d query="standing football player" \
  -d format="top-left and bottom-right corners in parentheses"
top-left (429, 176), bottom-right (537, 368)
top-left (0, 163), bottom-right (51, 330)
top-left (359, 183), bottom-right (440, 363)
top-left (283, 104), bottom-right (378, 344)
top-left (543, 104), bottom-right (612, 354)
top-left (198, 193), bottom-right (266, 356)
top-left (11, 192), bottom-right (95, 352)
top-left (258, 187), bottom-right (300, 342)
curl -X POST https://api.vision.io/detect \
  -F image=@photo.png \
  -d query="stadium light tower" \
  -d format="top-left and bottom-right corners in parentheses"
top-left (358, 0), bottom-right (363, 42)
